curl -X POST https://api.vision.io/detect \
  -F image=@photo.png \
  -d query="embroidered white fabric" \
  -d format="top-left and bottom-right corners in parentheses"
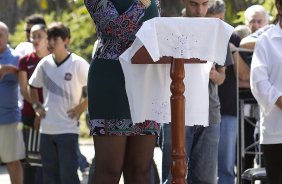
top-left (120, 17), bottom-right (234, 126)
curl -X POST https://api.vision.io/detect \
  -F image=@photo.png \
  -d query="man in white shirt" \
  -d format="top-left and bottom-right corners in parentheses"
top-left (29, 22), bottom-right (89, 184)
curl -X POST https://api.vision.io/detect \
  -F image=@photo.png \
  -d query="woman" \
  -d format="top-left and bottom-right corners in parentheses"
top-left (250, 0), bottom-right (282, 183)
top-left (84, 0), bottom-right (160, 183)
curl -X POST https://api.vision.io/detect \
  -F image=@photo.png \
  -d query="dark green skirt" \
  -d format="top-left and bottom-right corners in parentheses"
top-left (87, 59), bottom-right (131, 119)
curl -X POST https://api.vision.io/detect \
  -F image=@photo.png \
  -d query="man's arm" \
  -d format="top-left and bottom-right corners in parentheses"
top-left (210, 65), bottom-right (226, 85)
top-left (67, 86), bottom-right (88, 120)
top-left (275, 96), bottom-right (282, 110)
top-left (67, 97), bottom-right (88, 120)
top-left (0, 64), bottom-right (18, 79)
top-left (29, 86), bottom-right (45, 118)
top-left (18, 71), bottom-right (33, 103)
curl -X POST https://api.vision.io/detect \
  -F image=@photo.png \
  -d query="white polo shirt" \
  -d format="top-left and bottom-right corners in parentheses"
top-left (29, 53), bottom-right (89, 135)
top-left (250, 23), bottom-right (282, 144)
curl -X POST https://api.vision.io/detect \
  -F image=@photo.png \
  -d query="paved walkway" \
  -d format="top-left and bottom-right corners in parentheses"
top-left (0, 142), bottom-right (94, 184)
top-left (0, 142), bottom-right (162, 184)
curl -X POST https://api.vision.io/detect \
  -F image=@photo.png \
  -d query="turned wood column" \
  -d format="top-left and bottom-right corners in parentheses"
top-left (170, 58), bottom-right (187, 184)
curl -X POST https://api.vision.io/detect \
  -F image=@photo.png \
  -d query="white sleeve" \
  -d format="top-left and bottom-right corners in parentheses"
top-left (28, 62), bottom-right (44, 88)
top-left (15, 42), bottom-right (34, 58)
top-left (250, 42), bottom-right (282, 114)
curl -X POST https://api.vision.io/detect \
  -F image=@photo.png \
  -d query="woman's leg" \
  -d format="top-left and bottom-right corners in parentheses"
top-left (123, 135), bottom-right (157, 184)
top-left (92, 136), bottom-right (127, 184)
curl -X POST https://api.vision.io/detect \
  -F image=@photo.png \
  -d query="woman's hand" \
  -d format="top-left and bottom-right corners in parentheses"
top-left (140, 0), bottom-right (151, 8)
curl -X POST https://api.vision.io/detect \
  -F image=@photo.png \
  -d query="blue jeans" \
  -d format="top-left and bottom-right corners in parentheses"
top-left (218, 115), bottom-right (237, 184)
top-left (76, 144), bottom-right (89, 172)
top-left (162, 123), bottom-right (220, 184)
top-left (40, 133), bottom-right (80, 184)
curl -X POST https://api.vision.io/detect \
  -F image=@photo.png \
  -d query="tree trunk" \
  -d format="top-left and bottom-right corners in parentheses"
top-left (22, 0), bottom-right (40, 17)
top-left (0, 0), bottom-right (19, 33)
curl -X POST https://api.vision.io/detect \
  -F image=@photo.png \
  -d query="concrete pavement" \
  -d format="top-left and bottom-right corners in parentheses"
top-left (0, 142), bottom-right (162, 184)
top-left (0, 142), bottom-right (94, 184)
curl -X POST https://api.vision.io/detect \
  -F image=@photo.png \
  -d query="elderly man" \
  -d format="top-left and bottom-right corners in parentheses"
top-left (0, 21), bottom-right (25, 184)
top-left (244, 4), bottom-right (269, 33)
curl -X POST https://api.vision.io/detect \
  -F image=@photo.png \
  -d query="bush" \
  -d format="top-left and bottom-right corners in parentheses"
top-left (9, 0), bottom-right (96, 63)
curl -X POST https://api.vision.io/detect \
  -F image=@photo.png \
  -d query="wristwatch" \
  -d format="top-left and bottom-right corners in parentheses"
top-left (32, 103), bottom-right (42, 110)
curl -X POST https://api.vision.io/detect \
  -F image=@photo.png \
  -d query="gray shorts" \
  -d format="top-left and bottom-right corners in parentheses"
top-left (0, 123), bottom-right (25, 163)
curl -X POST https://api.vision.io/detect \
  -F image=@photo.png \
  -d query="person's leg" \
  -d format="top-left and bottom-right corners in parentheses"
top-left (162, 124), bottom-right (172, 183)
top-left (23, 164), bottom-right (36, 184)
top-left (149, 159), bottom-right (160, 184)
top-left (123, 135), bottom-right (157, 184)
top-left (218, 115), bottom-right (237, 184)
top-left (56, 134), bottom-right (80, 184)
top-left (76, 143), bottom-right (90, 173)
top-left (22, 125), bottom-right (43, 184)
top-left (22, 126), bottom-right (35, 184)
top-left (87, 157), bottom-right (95, 184)
top-left (262, 144), bottom-right (282, 184)
top-left (244, 117), bottom-right (256, 170)
top-left (92, 136), bottom-right (127, 184)
top-left (34, 166), bottom-right (43, 184)
top-left (187, 123), bottom-right (220, 184)
top-left (6, 160), bottom-right (24, 184)
top-left (0, 123), bottom-right (25, 184)
top-left (40, 134), bottom-right (60, 184)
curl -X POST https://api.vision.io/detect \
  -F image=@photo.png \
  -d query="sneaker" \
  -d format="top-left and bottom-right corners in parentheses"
top-left (81, 167), bottom-right (89, 176)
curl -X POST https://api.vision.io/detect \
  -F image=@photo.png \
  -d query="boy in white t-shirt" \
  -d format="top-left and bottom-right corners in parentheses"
top-left (28, 22), bottom-right (89, 184)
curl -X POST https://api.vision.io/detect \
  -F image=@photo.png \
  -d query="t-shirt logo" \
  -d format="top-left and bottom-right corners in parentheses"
top-left (27, 65), bottom-right (35, 69)
top-left (64, 73), bottom-right (72, 81)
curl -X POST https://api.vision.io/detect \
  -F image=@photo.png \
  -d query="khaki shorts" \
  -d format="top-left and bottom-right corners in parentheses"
top-left (0, 123), bottom-right (25, 163)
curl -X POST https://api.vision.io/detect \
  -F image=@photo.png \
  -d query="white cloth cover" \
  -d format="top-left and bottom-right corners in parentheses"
top-left (120, 17), bottom-right (234, 126)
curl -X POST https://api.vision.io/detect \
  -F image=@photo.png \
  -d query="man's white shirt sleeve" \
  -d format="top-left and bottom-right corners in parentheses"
top-left (28, 59), bottom-right (44, 88)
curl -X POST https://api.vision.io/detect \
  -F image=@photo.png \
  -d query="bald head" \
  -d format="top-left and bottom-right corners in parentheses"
top-left (0, 22), bottom-right (8, 34)
top-left (0, 22), bottom-right (9, 53)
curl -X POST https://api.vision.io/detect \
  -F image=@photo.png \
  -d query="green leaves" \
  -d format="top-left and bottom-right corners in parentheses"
top-left (10, 0), bottom-right (96, 62)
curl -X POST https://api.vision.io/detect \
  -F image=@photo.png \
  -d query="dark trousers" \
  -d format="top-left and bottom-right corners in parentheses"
top-left (262, 144), bottom-right (282, 184)
top-left (22, 123), bottom-right (43, 184)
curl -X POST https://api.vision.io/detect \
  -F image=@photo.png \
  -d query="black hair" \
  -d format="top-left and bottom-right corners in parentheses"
top-left (207, 0), bottom-right (226, 15)
top-left (25, 14), bottom-right (46, 26)
top-left (47, 22), bottom-right (71, 40)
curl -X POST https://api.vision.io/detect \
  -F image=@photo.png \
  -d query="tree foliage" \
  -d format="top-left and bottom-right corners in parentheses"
top-left (9, 0), bottom-right (96, 62)
top-left (225, 0), bottom-right (276, 26)
top-left (0, 0), bottom-right (18, 32)
top-left (4, 0), bottom-right (278, 62)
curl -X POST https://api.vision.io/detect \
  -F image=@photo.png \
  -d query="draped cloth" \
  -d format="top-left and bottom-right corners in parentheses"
top-left (120, 17), bottom-right (234, 126)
